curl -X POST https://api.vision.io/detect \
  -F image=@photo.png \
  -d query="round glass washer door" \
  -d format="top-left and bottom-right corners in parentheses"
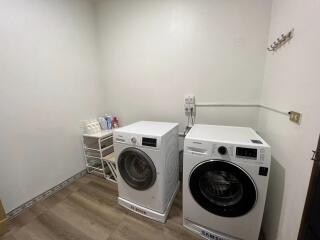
top-left (189, 160), bottom-right (257, 217)
top-left (118, 147), bottom-right (156, 191)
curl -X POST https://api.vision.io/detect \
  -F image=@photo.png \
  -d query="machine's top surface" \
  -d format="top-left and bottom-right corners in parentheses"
top-left (186, 124), bottom-right (269, 147)
top-left (114, 121), bottom-right (178, 137)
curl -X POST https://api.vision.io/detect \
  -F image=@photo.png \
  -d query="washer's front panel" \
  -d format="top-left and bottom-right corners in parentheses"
top-left (115, 143), bottom-right (165, 212)
top-left (183, 153), bottom-right (269, 240)
top-left (184, 137), bottom-right (271, 166)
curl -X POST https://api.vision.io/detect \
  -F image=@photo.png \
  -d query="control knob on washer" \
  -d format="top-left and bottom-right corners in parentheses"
top-left (131, 137), bottom-right (137, 144)
top-left (218, 146), bottom-right (227, 155)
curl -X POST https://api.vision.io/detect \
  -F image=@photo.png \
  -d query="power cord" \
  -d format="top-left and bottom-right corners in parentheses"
top-left (184, 107), bottom-right (196, 136)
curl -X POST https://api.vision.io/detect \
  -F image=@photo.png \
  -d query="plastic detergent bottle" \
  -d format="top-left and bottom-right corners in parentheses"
top-left (98, 117), bottom-right (108, 130)
top-left (106, 116), bottom-right (113, 129)
top-left (112, 117), bottom-right (119, 128)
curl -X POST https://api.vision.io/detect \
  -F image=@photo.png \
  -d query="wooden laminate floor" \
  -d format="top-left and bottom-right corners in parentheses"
top-left (1, 174), bottom-right (200, 240)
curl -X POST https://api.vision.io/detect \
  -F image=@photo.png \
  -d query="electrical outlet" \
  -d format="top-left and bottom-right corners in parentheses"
top-left (188, 95), bottom-right (195, 105)
top-left (289, 111), bottom-right (301, 124)
top-left (184, 95), bottom-right (195, 104)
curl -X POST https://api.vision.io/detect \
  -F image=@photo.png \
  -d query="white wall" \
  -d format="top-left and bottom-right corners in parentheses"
top-left (0, 0), bottom-right (104, 212)
top-left (259, 0), bottom-right (320, 239)
top-left (96, 0), bottom-right (271, 131)
top-left (1, 2), bottom-right (317, 239)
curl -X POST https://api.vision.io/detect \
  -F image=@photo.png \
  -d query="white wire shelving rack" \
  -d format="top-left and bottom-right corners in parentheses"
top-left (82, 130), bottom-right (117, 183)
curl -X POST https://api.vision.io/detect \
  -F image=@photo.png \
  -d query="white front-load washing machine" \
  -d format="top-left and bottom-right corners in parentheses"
top-left (114, 121), bottom-right (180, 223)
top-left (183, 124), bottom-right (271, 240)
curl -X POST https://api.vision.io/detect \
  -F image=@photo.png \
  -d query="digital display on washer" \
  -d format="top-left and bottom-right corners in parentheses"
top-left (236, 147), bottom-right (257, 160)
top-left (142, 137), bottom-right (157, 147)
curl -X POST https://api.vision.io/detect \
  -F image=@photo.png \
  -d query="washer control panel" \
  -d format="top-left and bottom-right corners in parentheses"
top-left (141, 137), bottom-right (157, 147)
top-left (236, 147), bottom-right (257, 160)
top-left (114, 133), bottom-right (160, 149)
top-left (185, 140), bottom-right (270, 165)
top-left (210, 143), bottom-right (269, 164)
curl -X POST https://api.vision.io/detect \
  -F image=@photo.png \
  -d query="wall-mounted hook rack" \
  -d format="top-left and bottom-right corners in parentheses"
top-left (267, 29), bottom-right (294, 52)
